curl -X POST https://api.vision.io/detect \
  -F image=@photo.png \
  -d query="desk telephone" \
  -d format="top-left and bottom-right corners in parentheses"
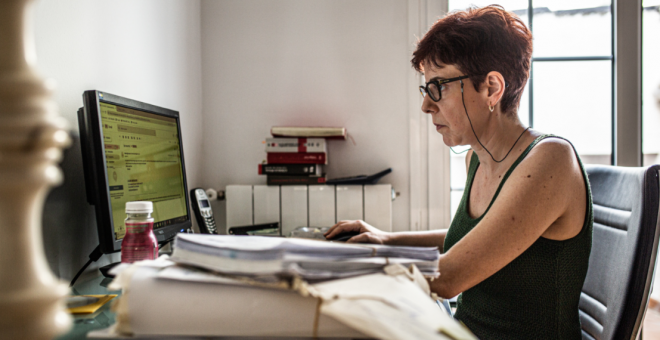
top-left (190, 188), bottom-right (217, 234)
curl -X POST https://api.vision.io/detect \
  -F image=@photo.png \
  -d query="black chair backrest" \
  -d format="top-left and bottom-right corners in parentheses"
top-left (580, 165), bottom-right (660, 340)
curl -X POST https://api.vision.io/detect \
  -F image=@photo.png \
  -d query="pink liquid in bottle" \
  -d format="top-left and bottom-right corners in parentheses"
top-left (121, 201), bottom-right (159, 263)
top-left (121, 221), bottom-right (159, 263)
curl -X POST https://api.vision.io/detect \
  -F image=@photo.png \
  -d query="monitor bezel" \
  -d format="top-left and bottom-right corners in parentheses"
top-left (80, 90), bottom-right (192, 254)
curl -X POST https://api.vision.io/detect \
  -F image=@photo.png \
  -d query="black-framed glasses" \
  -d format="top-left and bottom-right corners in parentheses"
top-left (419, 75), bottom-right (470, 102)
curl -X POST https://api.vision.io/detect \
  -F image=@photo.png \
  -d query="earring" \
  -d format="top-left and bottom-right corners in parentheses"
top-left (489, 105), bottom-right (494, 112)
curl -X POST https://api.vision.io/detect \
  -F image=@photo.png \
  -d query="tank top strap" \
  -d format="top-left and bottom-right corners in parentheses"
top-left (498, 133), bottom-right (556, 186)
top-left (464, 134), bottom-right (558, 221)
top-left (465, 150), bottom-right (480, 189)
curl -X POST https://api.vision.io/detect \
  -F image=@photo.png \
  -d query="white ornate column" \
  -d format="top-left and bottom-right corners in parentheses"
top-left (0, 0), bottom-right (72, 339)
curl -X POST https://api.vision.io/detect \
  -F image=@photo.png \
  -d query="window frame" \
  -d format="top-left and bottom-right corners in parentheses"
top-left (614, 0), bottom-right (643, 167)
top-left (525, 1), bottom-right (616, 165)
top-left (524, 0), bottom-right (643, 166)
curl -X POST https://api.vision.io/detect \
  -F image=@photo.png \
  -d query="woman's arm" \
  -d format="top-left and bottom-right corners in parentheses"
top-left (385, 230), bottom-right (448, 250)
top-left (324, 150), bottom-right (470, 249)
top-left (429, 139), bottom-right (586, 298)
top-left (324, 220), bottom-right (448, 251)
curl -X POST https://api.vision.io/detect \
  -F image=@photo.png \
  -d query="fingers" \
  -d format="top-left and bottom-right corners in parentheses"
top-left (346, 233), bottom-right (368, 243)
top-left (324, 221), bottom-right (344, 239)
top-left (324, 220), bottom-right (357, 239)
top-left (346, 232), bottom-right (384, 245)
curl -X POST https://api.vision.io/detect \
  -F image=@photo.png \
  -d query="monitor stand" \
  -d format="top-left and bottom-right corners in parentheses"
top-left (99, 262), bottom-right (119, 278)
top-left (98, 241), bottom-right (173, 278)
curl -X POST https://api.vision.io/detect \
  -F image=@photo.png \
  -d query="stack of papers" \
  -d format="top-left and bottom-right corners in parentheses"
top-left (171, 234), bottom-right (440, 281)
top-left (96, 259), bottom-right (476, 340)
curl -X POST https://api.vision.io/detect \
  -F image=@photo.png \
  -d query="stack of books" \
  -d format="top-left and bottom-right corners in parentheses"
top-left (259, 126), bottom-right (346, 185)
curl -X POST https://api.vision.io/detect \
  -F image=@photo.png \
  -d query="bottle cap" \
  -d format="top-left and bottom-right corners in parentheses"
top-left (126, 201), bottom-right (153, 214)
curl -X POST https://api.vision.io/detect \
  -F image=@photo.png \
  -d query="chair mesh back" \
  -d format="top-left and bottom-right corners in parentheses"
top-left (580, 165), bottom-right (660, 340)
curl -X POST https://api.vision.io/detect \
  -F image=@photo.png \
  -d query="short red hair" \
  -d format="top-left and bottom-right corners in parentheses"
top-left (411, 5), bottom-right (532, 115)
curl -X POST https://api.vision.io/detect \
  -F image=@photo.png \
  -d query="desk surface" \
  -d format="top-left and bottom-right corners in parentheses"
top-left (57, 274), bottom-right (120, 340)
top-left (57, 274), bottom-right (363, 340)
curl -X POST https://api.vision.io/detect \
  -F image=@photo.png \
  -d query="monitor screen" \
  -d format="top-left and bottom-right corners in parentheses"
top-left (79, 90), bottom-right (192, 254)
top-left (99, 102), bottom-right (188, 240)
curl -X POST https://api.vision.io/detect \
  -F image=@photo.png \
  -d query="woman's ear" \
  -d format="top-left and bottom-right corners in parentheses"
top-left (485, 71), bottom-right (506, 110)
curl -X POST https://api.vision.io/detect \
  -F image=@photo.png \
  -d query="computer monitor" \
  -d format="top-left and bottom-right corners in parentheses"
top-left (78, 90), bottom-right (192, 254)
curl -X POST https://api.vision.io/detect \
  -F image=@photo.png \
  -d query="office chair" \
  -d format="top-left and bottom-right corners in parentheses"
top-left (580, 164), bottom-right (660, 340)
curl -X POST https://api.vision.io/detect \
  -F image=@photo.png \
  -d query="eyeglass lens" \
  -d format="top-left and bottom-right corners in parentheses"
top-left (421, 82), bottom-right (441, 101)
top-left (427, 83), bottom-right (440, 101)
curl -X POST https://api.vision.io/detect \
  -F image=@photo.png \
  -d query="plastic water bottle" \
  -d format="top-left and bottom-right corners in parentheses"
top-left (121, 201), bottom-right (159, 263)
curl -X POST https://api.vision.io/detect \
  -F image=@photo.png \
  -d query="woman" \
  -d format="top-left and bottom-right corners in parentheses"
top-left (325, 5), bottom-right (592, 340)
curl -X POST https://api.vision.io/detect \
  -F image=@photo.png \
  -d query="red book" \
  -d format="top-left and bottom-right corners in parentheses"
top-left (267, 175), bottom-right (327, 185)
top-left (267, 152), bottom-right (327, 164)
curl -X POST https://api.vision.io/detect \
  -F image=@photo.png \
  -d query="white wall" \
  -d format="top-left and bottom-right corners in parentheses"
top-left (32, 0), bottom-right (203, 280)
top-left (34, 0), bottom-right (204, 186)
top-left (200, 0), bottom-right (415, 232)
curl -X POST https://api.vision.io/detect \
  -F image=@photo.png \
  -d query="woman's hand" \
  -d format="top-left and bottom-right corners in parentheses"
top-left (324, 220), bottom-right (390, 244)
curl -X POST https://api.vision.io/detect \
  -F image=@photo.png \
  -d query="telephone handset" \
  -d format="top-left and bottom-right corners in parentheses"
top-left (190, 188), bottom-right (217, 234)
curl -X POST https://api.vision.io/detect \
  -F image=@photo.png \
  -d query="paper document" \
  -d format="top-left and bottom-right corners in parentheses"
top-left (171, 234), bottom-right (440, 280)
top-left (307, 270), bottom-right (476, 340)
top-left (101, 262), bottom-right (474, 340)
top-left (175, 234), bottom-right (439, 259)
top-left (107, 265), bottom-right (366, 338)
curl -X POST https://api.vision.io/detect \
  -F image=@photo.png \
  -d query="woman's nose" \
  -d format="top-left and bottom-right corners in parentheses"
top-left (421, 94), bottom-right (437, 115)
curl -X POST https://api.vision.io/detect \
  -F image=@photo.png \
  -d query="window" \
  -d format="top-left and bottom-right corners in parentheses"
top-left (447, 1), bottom-right (613, 218)
top-left (641, 0), bottom-right (660, 303)
top-left (643, 1), bottom-right (660, 166)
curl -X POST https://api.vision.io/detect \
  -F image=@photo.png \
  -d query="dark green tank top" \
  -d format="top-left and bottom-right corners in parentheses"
top-left (444, 135), bottom-right (593, 340)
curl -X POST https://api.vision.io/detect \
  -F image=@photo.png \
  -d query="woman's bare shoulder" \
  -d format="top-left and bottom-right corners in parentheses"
top-left (485, 136), bottom-right (584, 238)
top-left (510, 136), bottom-right (583, 189)
top-left (527, 137), bottom-right (579, 169)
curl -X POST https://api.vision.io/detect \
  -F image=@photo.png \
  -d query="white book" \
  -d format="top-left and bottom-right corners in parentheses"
top-left (171, 247), bottom-right (284, 275)
top-left (265, 138), bottom-right (327, 153)
top-left (171, 247), bottom-right (439, 280)
top-left (270, 126), bottom-right (347, 139)
top-left (174, 233), bottom-right (375, 258)
top-left (174, 234), bottom-right (439, 260)
top-left (170, 234), bottom-right (440, 280)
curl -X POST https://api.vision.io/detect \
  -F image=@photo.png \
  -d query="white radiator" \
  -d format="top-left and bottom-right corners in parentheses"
top-left (226, 184), bottom-right (393, 236)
